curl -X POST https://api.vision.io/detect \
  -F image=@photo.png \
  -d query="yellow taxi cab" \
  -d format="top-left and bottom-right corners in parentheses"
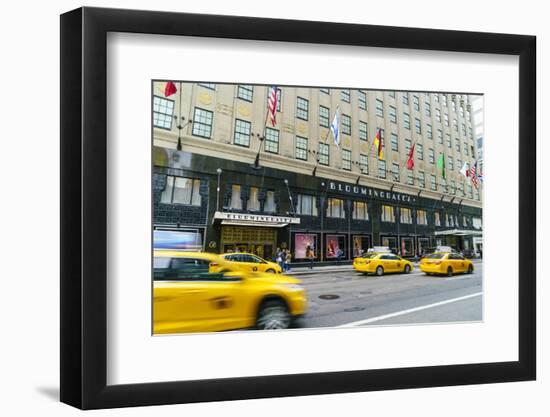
top-left (353, 252), bottom-right (414, 276)
top-left (216, 252), bottom-right (282, 274)
top-left (153, 251), bottom-right (306, 334)
top-left (419, 252), bottom-right (474, 277)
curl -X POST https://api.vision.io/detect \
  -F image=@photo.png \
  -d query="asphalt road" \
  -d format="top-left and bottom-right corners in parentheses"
top-left (294, 267), bottom-right (482, 329)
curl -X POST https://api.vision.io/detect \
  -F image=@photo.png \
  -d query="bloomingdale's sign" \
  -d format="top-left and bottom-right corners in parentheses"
top-left (328, 181), bottom-right (418, 204)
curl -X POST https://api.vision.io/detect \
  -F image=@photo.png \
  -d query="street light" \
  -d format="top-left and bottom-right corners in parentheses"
top-left (284, 179), bottom-right (295, 215)
top-left (174, 117), bottom-right (193, 151)
top-left (216, 168), bottom-right (222, 212)
top-left (252, 133), bottom-right (265, 169)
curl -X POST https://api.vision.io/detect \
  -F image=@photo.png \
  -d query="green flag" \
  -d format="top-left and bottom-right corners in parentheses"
top-left (437, 153), bottom-right (446, 179)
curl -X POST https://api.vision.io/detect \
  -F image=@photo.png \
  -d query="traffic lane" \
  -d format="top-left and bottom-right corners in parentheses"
top-left (296, 269), bottom-right (482, 328)
top-left (356, 293), bottom-right (482, 326)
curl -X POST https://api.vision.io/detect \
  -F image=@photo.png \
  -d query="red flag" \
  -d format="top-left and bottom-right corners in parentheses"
top-left (164, 81), bottom-right (177, 97)
top-left (406, 143), bottom-right (415, 170)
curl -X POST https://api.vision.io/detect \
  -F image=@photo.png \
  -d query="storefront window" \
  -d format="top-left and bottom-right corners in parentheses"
top-left (248, 187), bottom-right (260, 211)
top-left (326, 235), bottom-right (347, 259)
top-left (294, 233), bottom-right (317, 260)
top-left (473, 217), bottom-right (482, 229)
top-left (352, 235), bottom-right (371, 257)
top-left (296, 194), bottom-right (318, 216)
top-left (353, 201), bottom-right (368, 220)
top-left (381, 236), bottom-right (398, 253)
top-left (400, 208), bottom-right (412, 224)
top-left (230, 185), bottom-right (242, 210)
top-left (327, 198), bottom-right (345, 218)
top-left (161, 176), bottom-right (201, 206)
top-left (381, 205), bottom-right (395, 222)
top-left (264, 190), bottom-right (276, 213)
top-left (400, 237), bottom-right (414, 257)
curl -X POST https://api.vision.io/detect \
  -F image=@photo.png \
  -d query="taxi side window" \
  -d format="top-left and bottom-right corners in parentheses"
top-left (246, 255), bottom-right (262, 263)
top-left (154, 258), bottom-right (224, 281)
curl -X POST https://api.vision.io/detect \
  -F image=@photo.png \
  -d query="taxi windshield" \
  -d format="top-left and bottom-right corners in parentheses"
top-left (425, 253), bottom-right (446, 259)
top-left (361, 253), bottom-right (378, 259)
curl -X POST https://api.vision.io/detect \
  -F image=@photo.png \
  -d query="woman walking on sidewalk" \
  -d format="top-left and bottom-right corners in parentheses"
top-left (306, 245), bottom-right (315, 269)
top-left (284, 249), bottom-right (292, 272)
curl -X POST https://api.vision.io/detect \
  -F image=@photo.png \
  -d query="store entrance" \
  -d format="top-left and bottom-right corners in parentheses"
top-left (221, 226), bottom-right (277, 261)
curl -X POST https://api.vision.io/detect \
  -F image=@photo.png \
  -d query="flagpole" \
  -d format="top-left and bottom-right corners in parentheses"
top-left (253, 87), bottom-right (274, 169)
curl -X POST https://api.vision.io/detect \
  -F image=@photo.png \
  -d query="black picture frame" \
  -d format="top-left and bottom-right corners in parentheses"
top-left (60, 6), bottom-right (536, 410)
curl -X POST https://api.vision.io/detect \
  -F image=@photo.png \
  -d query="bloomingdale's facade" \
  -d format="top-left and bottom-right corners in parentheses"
top-left (153, 147), bottom-right (483, 264)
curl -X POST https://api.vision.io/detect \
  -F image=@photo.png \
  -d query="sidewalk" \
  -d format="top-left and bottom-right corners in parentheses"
top-left (284, 258), bottom-right (483, 276)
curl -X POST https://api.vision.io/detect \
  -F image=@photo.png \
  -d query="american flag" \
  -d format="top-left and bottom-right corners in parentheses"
top-left (267, 86), bottom-right (279, 127)
top-left (470, 160), bottom-right (479, 187)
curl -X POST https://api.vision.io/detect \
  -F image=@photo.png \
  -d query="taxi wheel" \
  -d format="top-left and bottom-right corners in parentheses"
top-left (467, 265), bottom-right (474, 274)
top-left (266, 269), bottom-right (276, 273)
top-left (256, 300), bottom-right (291, 330)
top-left (375, 266), bottom-right (384, 276)
top-left (404, 264), bottom-right (411, 274)
top-left (447, 267), bottom-right (453, 277)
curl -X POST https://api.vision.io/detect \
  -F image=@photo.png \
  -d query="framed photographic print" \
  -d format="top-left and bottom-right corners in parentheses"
top-left (60, 6), bottom-right (536, 410)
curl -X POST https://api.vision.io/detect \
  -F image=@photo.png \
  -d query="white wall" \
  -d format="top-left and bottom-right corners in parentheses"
top-left (0, 0), bottom-right (545, 416)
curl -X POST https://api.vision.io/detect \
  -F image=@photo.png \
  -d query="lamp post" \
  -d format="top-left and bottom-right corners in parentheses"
top-left (284, 179), bottom-right (295, 215)
top-left (252, 133), bottom-right (265, 169)
top-left (216, 168), bottom-right (222, 212)
top-left (174, 117), bottom-right (193, 151)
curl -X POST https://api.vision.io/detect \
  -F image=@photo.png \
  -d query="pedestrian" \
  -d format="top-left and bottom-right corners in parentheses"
top-left (306, 245), bottom-right (315, 269)
top-left (275, 248), bottom-right (283, 269)
top-left (280, 249), bottom-right (287, 272)
top-left (285, 249), bottom-right (292, 272)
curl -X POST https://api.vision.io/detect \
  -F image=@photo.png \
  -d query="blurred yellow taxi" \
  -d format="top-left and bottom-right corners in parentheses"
top-left (419, 252), bottom-right (474, 277)
top-left (216, 252), bottom-right (282, 274)
top-left (153, 251), bottom-right (306, 334)
top-left (353, 252), bottom-right (414, 276)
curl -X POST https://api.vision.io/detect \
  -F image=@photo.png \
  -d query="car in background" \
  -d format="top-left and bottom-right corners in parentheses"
top-left (153, 251), bottom-right (306, 334)
top-left (216, 252), bottom-right (282, 274)
top-left (419, 252), bottom-right (474, 277)
top-left (353, 252), bottom-right (414, 276)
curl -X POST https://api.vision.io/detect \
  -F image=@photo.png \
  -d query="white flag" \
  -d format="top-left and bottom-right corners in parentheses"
top-left (459, 161), bottom-right (470, 178)
top-left (330, 109), bottom-right (340, 147)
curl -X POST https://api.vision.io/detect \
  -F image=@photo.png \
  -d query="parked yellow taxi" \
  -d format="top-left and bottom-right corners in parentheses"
top-left (153, 251), bottom-right (306, 334)
top-left (419, 252), bottom-right (474, 277)
top-left (353, 252), bottom-right (414, 276)
top-left (216, 252), bottom-right (282, 274)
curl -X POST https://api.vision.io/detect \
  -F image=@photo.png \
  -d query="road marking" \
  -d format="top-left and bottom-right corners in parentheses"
top-left (337, 292), bottom-right (483, 327)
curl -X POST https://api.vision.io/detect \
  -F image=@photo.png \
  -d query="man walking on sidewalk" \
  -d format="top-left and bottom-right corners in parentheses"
top-left (306, 245), bottom-right (315, 269)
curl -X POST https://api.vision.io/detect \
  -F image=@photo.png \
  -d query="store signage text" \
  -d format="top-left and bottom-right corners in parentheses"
top-left (214, 212), bottom-right (301, 224)
top-left (328, 181), bottom-right (416, 203)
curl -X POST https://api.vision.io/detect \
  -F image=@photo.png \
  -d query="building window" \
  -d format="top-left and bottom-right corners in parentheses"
top-left (444, 113), bottom-right (449, 126)
top-left (319, 105), bottom-right (330, 127)
top-left (451, 179), bottom-right (456, 194)
top-left (436, 108), bottom-right (441, 123)
top-left (341, 114), bottom-right (351, 135)
top-left (360, 154), bottom-right (369, 174)
top-left (295, 136), bottom-right (308, 160)
top-left (391, 133), bottom-right (398, 151)
top-left (417, 210), bottom-right (428, 225)
top-left (415, 118), bottom-right (422, 134)
top-left (264, 191), bottom-right (276, 213)
top-left (389, 91), bottom-right (396, 98)
top-left (405, 138), bottom-right (412, 153)
top-left (319, 143), bottom-right (330, 165)
top-left (473, 217), bottom-right (482, 229)
top-left (389, 105), bottom-right (397, 123)
top-left (296, 194), bottom-right (318, 216)
top-left (378, 160), bottom-right (386, 179)
top-left (248, 187), bottom-right (260, 211)
top-left (437, 129), bottom-right (443, 144)
top-left (403, 94), bottom-right (409, 105)
top-left (463, 216), bottom-right (468, 227)
top-left (198, 83), bottom-right (216, 90)
top-left (453, 118), bottom-right (458, 132)
top-left (434, 94), bottom-right (440, 103)
top-left (404, 113), bottom-right (411, 129)
top-left (233, 119), bottom-right (251, 147)
top-left (413, 95), bottom-right (420, 111)
top-left (419, 171), bottom-right (425, 188)
top-left (446, 134), bottom-right (452, 148)
top-left (376, 99), bottom-right (384, 117)
top-left (434, 212), bottom-right (441, 226)
top-left (327, 198), bottom-right (345, 218)
top-left (153, 96), bottom-right (175, 130)
top-left (230, 184), bottom-right (242, 210)
top-left (400, 207), bottom-right (412, 224)
top-left (417, 143), bottom-right (424, 160)
top-left (430, 174), bottom-right (437, 191)
top-left (458, 183), bottom-right (464, 196)
top-left (428, 148), bottom-right (435, 164)
top-left (462, 123), bottom-right (467, 136)
top-left (407, 170), bottom-right (414, 185)
top-left (464, 142), bottom-right (469, 156)
top-left (358, 90), bottom-right (367, 110)
top-left (192, 107), bottom-right (213, 138)
top-left (353, 201), bottom-right (369, 220)
top-left (264, 128), bottom-right (279, 154)
top-left (161, 176), bottom-right (201, 206)
top-left (320, 88), bottom-right (330, 94)
top-left (342, 149), bottom-right (352, 171)
top-left (448, 156), bottom-right (454, 170)
top-left (425, 102), bottom-right (431, 117)
top-left (427, 124), bottom-right (433, 139)
top-left (296, 97), bottom-right (309, 120)
top-left (442, 95), bottom-right (448, 106)
top-left (341, 89), bottom-right (351, 103)
top-left (392, 163), bottom-right (400, 182)
top-left (359, 121), bottom-right (368, 141)
top-left (237, 85), bottom-right (253, 102)
top-left (456, 140), bottom-right (461, 152)
top-left (381, 205), bottom-right (395, 222)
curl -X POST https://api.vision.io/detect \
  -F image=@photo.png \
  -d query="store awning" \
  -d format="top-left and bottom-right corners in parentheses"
top-left (434, 229), bottom-right (483, 237)
top-left (212, 211), bottom-right (300, 228)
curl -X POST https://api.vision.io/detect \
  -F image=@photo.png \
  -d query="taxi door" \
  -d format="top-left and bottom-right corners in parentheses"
top-left (389, 254), bottom-right (403, 272)
top-left (379, 255), bottom-right (396, 272)
top-left (239, 254), bottom-right (263, 273)
top-left (453, 254), bottom-right (467, 273)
